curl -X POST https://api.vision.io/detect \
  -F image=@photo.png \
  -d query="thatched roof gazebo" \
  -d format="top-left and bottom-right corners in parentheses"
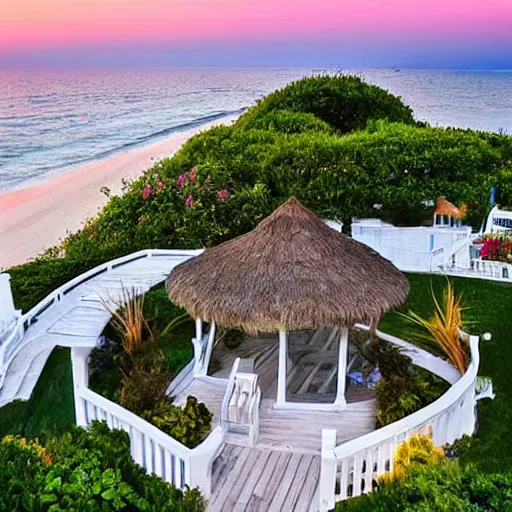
top-left (167, 197), bottom-right (409, 410)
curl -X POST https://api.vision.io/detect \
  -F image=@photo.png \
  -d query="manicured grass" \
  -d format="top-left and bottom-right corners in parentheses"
top-left (0, 347), bottom-right (74, 440)
top-left (381, 273), bottom-right (512, 473)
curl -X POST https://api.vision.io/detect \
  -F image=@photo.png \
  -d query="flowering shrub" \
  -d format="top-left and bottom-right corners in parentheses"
top-left (141, 165), bottom-right (231, 211)
top-left (478, 234), bottom-right (512, 262)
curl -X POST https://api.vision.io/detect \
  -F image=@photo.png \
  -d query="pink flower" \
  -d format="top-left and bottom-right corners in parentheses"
top-left (142, 184), bottom-right (153, 200)
top-left (157, 181), bottom-right (164, 191)
top-left (189, 167), bottom-right (198, 182)
top-left (217, 189), bottom-right (229, 202)
top-left (185, 194), bottom-right (195, 208)
top-left (176, 173), bottom-right (187, 189)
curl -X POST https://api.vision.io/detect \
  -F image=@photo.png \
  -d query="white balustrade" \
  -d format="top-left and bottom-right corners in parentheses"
top-left (0, 273), bottom-right (17, 331)
top-left (71, 347), bottom-right (223, 498)
top-left (319, 334), bottom-right (481, 511)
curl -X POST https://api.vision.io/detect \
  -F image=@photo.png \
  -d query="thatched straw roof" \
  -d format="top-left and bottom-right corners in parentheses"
top-left (167, 198), bottom-right (409, 333)
top-left (434, 196), bottom-right (468, 220)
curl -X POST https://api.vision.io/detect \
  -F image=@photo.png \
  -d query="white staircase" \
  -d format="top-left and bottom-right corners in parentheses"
top-left (0, 250), bottom-right (201, 408)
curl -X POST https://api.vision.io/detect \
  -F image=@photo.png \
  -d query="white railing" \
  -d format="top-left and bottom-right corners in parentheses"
top-left (429, 247), bottom-right (445, 272)
top-left (0, 320), bottom-right (24, 390)
top-left (0, 249), bottom-right (203, 389)
top-left (76, 385), bottom-right (223, 497)
top-left (355, 324), bottom-right (461, 385)
top-left (319, 334), bottom-right (480, 512)
top-left (71, 346), bottom-right (222, 498)
top-left (0, 273), bottom-right (17, 329)
top-left (471, 259), bottom-right (512, 280)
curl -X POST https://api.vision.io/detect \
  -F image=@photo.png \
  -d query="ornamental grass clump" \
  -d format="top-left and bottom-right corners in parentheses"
top-left (101, 287), bottom-right (152, 356)
top-left (404, 281), bottom-right (469, 375)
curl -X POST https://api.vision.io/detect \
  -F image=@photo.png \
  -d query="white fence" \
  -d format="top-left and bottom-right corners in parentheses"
top-left (319, 334), bottom-right (480, 511)
top-left (71, 347), bottom-right (223, 498)
top-left (0, 249), bottom-right (202, 390)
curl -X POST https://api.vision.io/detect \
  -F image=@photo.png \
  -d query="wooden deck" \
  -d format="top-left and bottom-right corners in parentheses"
top-left (208, 445), bottom-right (319, 512)
top-left (173, 327), bottom-right (377, 511)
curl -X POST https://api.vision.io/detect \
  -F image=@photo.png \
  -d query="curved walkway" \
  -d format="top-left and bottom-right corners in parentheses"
top-left (0, 250), bottom-right (201, 407)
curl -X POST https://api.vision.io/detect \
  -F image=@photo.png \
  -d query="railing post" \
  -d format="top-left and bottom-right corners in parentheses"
top-left (71, 346), bottom-right (93, 427)
top-left (319, 429), bottom-right (337, 512)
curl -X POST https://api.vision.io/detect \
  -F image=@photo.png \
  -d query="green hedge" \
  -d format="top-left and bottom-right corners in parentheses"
top-left (56, 122), bottom-right (506, 267)
top-left (236, 74), bottom-right (416, 133)
top-left (238, 109), bottom-right (334, 134)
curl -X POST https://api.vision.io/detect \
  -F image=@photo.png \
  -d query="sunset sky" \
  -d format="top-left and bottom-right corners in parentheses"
top-left (1, 0), bottom-right (512, 68)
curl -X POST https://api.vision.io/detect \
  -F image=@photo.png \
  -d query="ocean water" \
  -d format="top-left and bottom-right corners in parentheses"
top-left (0, 68), bottom-right (511, 193)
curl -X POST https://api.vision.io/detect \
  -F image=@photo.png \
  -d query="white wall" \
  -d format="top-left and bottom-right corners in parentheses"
top-left (351, 220), bottom-right (472, 272)
top-left (0, 274), bottom-right (16, 334)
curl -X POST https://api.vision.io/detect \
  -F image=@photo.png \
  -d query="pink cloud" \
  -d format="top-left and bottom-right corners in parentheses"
top-left (1, 0), bottom-right (511, 50)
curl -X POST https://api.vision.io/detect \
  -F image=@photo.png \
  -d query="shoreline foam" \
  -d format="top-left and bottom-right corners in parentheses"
top-left (0, 115), bottom-right (238, 270)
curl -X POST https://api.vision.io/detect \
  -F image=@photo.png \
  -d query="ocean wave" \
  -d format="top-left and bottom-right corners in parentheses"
top-left (11, 109), bottom-right (246, 177)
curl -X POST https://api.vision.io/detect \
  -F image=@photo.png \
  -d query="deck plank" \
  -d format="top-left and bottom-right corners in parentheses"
top-left (267, 452), bottom-right (303, 511)
top-left (232, 449), bottom-right (272, 512)
top-left (221, 449), bottom-right (267, 511)
top-left (294, 456), bottom-right (320, 512)
top-left (208, 447), bottom-right (253, 511)
top-left (245, 451), bottom-right (291, 512)
top-left (282, 455), bottom-right (315, 511)
top-left (209, 445), bottom-right (244, 508)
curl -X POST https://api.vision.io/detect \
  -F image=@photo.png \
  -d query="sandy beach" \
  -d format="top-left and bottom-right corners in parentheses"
top-left (0, 116), bottom-right (237, 270)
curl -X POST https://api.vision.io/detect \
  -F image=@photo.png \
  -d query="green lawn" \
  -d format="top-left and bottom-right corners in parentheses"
top-left (0, 347), bottom-right (75, 440)
top-left (0, 275), bottom-right (510, 474)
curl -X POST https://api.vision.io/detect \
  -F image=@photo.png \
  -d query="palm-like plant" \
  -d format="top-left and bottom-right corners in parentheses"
top-left (404, 281), bottom-right (469, 375)
top-left (101, 286), bottom-right (152, 356)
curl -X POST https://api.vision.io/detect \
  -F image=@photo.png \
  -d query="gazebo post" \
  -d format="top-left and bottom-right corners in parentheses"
top-left (335, 327), bottom-right (349, 408)
top-left (192, 317), bottom-right (204, 376)
top-left (195, 318), bottom-right (203, 341)
top-left (276, 330), bottom-right (288, 406)
top-left (199, 321), bottom-right (216, 377)
top-left (192, 317), bottom-right (216, 377)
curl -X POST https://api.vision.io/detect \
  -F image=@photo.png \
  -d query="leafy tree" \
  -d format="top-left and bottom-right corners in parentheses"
top-left (236, 74), bottom-right (416, 133)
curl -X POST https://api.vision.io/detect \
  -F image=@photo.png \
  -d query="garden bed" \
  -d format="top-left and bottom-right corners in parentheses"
top-left (88, 284), bottom-right (213, 448)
